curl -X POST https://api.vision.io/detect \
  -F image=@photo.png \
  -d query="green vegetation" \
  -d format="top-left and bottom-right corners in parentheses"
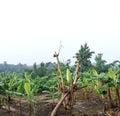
top-left (76, 43), bottom-right (94, 72)
top-left (0, 43), bottom-right (120, 115)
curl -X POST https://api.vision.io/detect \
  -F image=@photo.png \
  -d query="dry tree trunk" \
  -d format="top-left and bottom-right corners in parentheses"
top-left (51, 92), bottom-right (69, 116)
top-left (115, 88), bottom-right (120, 107)
top-left (107, 88), bottom-right (113, 108)
top-left (53, 52), bottom-right (64, 92)
top-left (29, 103), bottom-right (32, 116)
top-left (19, 98), bottom-right (22, 116)
top-left (51, 52), bottom-right (81, 116)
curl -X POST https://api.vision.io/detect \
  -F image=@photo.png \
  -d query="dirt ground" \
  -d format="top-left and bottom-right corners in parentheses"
top-left (0, 90), bottom-right (120, 116)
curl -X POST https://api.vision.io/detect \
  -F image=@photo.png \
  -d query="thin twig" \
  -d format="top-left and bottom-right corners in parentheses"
top-left (58, 41), bottom-right (63, 55)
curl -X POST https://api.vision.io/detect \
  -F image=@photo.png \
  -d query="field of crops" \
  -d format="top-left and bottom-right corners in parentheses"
top-left (0, 60), bottom-right (120, 116)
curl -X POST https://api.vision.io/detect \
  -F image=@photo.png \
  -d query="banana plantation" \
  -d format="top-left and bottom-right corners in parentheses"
top-left (0, 62), bottom-right (120, 115)
top-left (0, 44), bottom-right (120, 116)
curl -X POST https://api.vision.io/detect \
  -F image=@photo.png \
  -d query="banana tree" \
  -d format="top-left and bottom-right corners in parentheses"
top-left (115, 68), bottom-right (120, 107)
top-left (16, 79), bottom-right (25, 116)
top-left (0, 72), bottom-right (19, 111)
top-left (43, 77), bottom-right (60, 103)
top-left (23, 72), bottom-right (40, 116)
top-left (107, 68), bottom-right (120, 107)
top-left (92, 68), bottom-right (120, 108)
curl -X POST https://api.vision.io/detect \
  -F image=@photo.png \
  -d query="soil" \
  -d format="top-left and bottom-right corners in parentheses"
top-left (0, 90), bottom-right (120, 116)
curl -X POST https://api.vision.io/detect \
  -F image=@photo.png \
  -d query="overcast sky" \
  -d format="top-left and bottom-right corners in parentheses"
top-left (0, 0), bottom-right (120, 65)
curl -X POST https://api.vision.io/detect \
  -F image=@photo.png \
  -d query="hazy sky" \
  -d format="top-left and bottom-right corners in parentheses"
top-left (0, 0), bottom-right (120, 65)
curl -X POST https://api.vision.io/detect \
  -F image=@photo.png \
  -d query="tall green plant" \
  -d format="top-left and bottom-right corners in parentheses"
top-left (76, 43), bottom-right (94, 72)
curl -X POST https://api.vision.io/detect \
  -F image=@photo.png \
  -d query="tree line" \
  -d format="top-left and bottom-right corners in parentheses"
top-left (0, 43), bottom-right (120, 76)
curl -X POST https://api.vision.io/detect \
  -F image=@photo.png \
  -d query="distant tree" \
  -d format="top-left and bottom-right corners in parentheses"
top-left (45, 62), bottom-right (54, 76)
top-left (16, 63), bottom-right (26, 73)
top-left (0, 62), bottom-right (29, 73)
top-left (31, 62), bottom-right (47, 77)
top-left (76, 43), bottom-right (94, 72)
top-left (66, 59), bottom-right (71, 69)
top-left (38, 62), bottom-right (47, 77)
top-left (108, 60), bottom-right (120, 71)
top-left (94, 53), bottom-right (108, 73)
top-left (25, 62), bottom-right (55, 78)
top-left (110, 60), bottom-right (120, 67)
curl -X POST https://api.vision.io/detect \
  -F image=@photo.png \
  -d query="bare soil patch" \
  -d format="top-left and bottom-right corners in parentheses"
top-left (0, 91), bottom-right (120, 116)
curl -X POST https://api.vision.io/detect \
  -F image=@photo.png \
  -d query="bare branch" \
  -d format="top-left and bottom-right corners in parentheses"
top-left (53, 52), bottom-right (64, 92)
top-left (51, 91), bottom-right (69, 116)
top-left (73, 58), bottom-right (80, 85)
top-left (51, 85), bottom-right (87, 116)
top-left (58, 40), bottom-right (63, 55)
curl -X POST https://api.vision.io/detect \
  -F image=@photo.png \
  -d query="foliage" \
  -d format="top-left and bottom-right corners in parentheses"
top-left (93, 53), bottom-right (109, 73)
top-left (0, 43), bottom-right (120, 115)
top-left (26, 62), bottom-right (54, 78)
top-left (76, 43), bottom-right (94, 72)
top-left (77, 67), bottom-right (120, 107)
top-left (0, 62), bottom-right (29, 73)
